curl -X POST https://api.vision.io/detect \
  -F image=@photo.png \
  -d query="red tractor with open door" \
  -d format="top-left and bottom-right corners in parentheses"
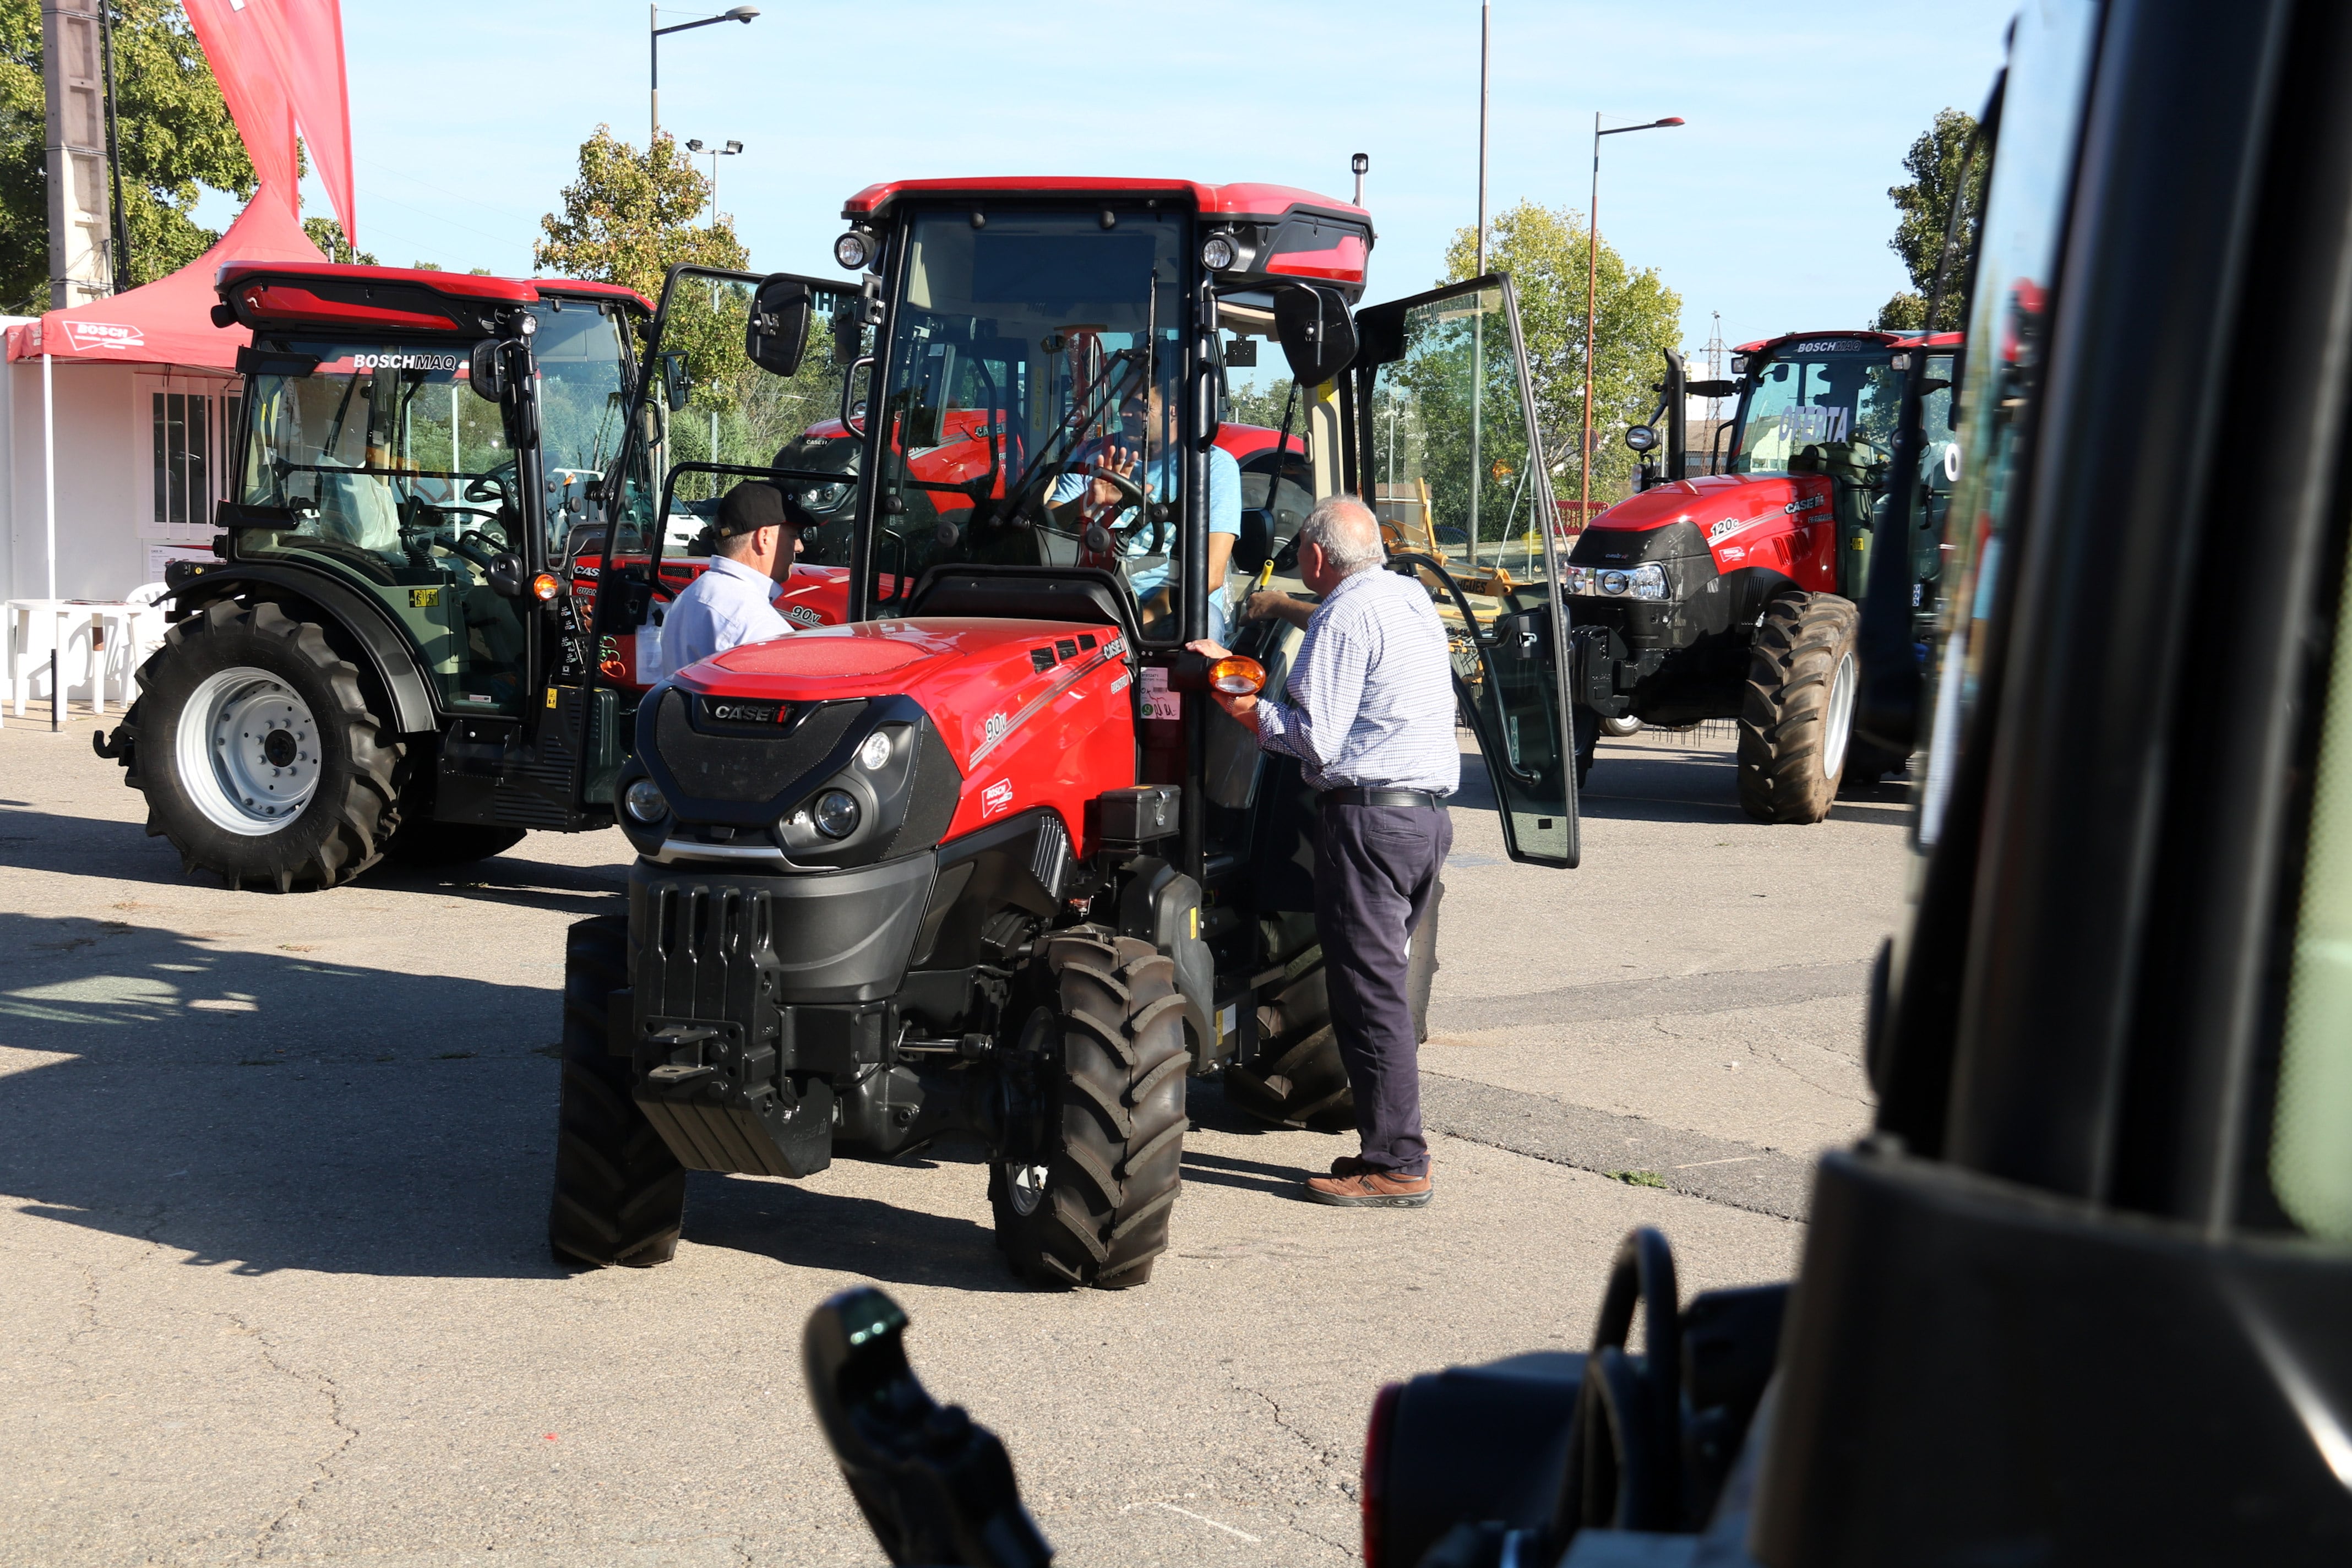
top-left (547, 178), bottom-right (1584, 1287)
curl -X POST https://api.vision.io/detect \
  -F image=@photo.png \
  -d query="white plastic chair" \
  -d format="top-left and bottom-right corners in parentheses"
top-left (100, 582), bottom-right (172, 709)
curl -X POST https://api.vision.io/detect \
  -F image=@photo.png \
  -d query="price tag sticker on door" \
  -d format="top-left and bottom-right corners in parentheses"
top-left (1140, 666), bottom-right (1181, 721)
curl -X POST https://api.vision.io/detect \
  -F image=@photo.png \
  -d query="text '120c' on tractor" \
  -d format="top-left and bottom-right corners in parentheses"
top-left (1554, 328), bottom-right (1959, 823)
top-left (547, 177), bottom-right (1586, 1288)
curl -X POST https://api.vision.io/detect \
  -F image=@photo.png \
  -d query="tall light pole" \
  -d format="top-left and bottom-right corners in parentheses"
top-left (1476, 3), bottom-right (1489, 273)
top-left (684, 138), bottom-right (743, 228)
top-left (1582, 113), bottom-right (1684, 528)
top-left (651, 6), bottom-right (758, 147)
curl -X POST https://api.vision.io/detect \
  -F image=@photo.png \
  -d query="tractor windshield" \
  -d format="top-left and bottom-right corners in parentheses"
top-left (1731, 340), bottom-right (1907, 473)
top-left (864, 208), bottom-right (1199, 639)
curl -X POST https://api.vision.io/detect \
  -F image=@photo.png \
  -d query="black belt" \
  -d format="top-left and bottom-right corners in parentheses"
top-left (1319, 787), bottom-right (1444, 810)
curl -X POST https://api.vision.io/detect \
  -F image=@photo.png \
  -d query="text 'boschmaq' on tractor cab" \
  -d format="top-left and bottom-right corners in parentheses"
top-left (550, 177), bottom-right (1586, 1289)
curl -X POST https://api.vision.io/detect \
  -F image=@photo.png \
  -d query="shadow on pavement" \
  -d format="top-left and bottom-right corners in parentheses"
top-left (0, 911), bottom-right (1017, 1292)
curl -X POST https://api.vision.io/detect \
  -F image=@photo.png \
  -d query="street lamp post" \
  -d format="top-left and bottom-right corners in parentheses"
top-left (1582, 113), bottom-right (1684, 527)
top-left (684, 138), bottom-right (743, 228)
top-left (651, 6), bottom-right (758, 147)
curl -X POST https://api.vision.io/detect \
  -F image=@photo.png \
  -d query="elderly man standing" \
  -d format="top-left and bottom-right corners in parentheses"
top-left (1191, 496), bottom-right (1457, 1207)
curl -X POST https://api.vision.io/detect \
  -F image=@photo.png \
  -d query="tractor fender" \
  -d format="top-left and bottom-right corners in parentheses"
top-left (1117, 856), bottom-right (1218, 1068)
top-left (164, 563), bottom-right (440, 735)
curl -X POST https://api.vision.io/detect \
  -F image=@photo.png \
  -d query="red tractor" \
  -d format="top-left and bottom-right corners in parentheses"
top-left (548, 178), bottom-right (1584, 1287)
top-left (1565, 329), bottom-right (1959, 821)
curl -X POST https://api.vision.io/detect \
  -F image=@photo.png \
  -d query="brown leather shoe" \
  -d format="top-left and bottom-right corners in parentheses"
top-left (1330, 1153), bottom-right (1435, 1180)
top-left (1305, 1169), bottom-right (1432, 1208)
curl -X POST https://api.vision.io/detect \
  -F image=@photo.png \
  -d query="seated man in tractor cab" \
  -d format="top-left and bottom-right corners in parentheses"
top-left (657, 480), bottom-right (812, 674)
top-left (1050, 373), bottom-right (1242, 639)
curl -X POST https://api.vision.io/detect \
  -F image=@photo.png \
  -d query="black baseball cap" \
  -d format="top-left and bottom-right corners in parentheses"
top-left (713, 480), bottom-right (818, 538)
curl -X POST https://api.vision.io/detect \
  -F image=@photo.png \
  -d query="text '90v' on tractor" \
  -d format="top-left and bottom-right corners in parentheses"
top-left (546, 176), bottom-right (1587, 1289)
top-left (1561, 329), bottom-right (1959, 823)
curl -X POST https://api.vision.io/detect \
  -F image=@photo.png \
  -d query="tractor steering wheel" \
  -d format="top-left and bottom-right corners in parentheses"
top-left (404, 505), bottom-right (510, 573)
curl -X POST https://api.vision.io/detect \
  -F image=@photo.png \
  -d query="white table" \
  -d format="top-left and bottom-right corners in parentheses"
top-left (6, 598), bottom-right (151, 718)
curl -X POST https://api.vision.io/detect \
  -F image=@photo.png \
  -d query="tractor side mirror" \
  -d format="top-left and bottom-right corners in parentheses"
top-left (1686, 379), bottom-right (1738, 399)
top-left (1273, 282), bottom-right (1358, 387)
top-left (745, 274), bottom-right (814, 378)
top-left (831, 302), bottom-right (861, 367)
top-left (486, 552), bottom-right (527, 598)
top-left (1624, 424), bottom-right (1660, 454)
top-left (658, 351), bottom-right (692, 413)
top-left (467, 339), bottom-right (505, 404)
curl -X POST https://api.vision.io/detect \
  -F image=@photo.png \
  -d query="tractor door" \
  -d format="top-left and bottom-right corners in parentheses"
top-left (1351, 275), bottom-right (1580, 868)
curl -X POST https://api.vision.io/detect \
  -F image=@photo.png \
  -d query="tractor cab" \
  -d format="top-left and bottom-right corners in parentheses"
top-left (549, 176), bottom-right (1584, 1287)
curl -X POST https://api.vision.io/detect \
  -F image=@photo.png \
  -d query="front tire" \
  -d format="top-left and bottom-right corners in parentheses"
top-left (1736, 591), bottom-right (1859, 824)
top-left (385, 820), bottom-right (527, 867)
top-left (990, 928), bottom-right (1188, 1290)
top-left (549, 916), bottom-right (685, 1268)
top-left (120, 598), bottom-right (404, 890)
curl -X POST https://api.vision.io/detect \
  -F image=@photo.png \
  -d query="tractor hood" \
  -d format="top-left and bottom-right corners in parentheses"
top-left (1574, 473), bottom-right (1831, 568)
top-left (671, 618), bottom-right (1130, 786)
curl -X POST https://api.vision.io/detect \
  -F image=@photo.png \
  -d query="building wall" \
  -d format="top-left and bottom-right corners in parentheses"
top-left (2, 354), bottom-right (233, 604)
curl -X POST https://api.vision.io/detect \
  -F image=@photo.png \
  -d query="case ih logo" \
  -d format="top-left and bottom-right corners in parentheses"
top-left (703, 698), bottom-right (782, 725)
top-left (981, 778), bottom-right (1014, 818)
top-left (62, 320), bottom-right (143, 351)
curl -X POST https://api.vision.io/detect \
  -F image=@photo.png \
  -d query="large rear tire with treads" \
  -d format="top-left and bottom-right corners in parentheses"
top-left (990, 927), bottom-right (1188, 1290)
top-left (114, 597), bottom-right (404, 891)
top-left (548, 915), bottom-right (685, 1268)
top-left (1226, 883), bottom-right (1442, 1131)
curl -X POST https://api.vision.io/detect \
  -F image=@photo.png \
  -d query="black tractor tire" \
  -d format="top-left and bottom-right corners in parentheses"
top-left (1226, 883), bottom-right (1443, 1131)
top-left (1736, 591), bottom-right (1860, 825)
top-left (990, 927), bottom-right (1189, 1290)
top-left (385, 819), bottom-right (528, 867)
top-left (117, 598), bottom-right (404, 891)
top-left (548, 915), bottom-right (685, 1269)
top-left (1841, 740), bottom-right (1910, 791)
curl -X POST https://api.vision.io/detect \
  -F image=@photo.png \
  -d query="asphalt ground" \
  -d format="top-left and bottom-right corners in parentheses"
top-left (0, 709), bottom-right (1910, 1566)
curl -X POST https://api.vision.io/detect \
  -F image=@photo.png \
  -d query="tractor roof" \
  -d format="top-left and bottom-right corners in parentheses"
top-left (1734, 328), bottom-right (1964, 356)
top-left (840, 177), bottom-right (1376, 293)
top-left (214, 261), bottom-right (652, 339)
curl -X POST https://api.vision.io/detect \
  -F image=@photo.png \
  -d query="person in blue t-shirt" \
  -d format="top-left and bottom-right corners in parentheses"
top-left (1050, 375), bottom-right (1241, 640)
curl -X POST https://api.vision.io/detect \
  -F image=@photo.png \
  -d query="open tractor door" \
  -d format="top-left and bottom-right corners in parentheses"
top-left (549, 179), bottom-right (1577, 1288)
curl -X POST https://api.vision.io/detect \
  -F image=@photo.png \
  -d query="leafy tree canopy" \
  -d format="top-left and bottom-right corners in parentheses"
top-left (1875, 107), bottom-right (1984, 331)
top-left (1441, 200), bottom-right (1683, 502)
top-left (0, 0), bottom-right (260, 311)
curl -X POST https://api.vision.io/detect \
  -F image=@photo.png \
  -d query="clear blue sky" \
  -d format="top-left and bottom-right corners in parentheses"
top-left (251, 1), bottom-right (2018, 357)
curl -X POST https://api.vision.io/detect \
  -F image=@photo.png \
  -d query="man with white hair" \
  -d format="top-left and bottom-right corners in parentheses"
top-left (1192, 495), bottom-right (1458, 1208)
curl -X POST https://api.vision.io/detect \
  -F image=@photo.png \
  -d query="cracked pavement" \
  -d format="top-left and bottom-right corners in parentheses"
top-left (0, 715), bottom-right (1904, 1564)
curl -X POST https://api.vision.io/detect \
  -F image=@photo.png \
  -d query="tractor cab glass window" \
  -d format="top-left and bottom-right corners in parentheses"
top-left (234, 341), bottom-right (536, 711)
top-left (529, 300), bottom-right (638, 552)
top-left (1731, 342), bottom-right (1904, 475)
top-left (865, 208), bottom-right (1195, 639)
top-left (1912, 0), bottom-right (2100, 846)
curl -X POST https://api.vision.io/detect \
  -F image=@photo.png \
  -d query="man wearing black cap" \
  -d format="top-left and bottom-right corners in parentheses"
top-left (659, 481), bottom-right (808, 674)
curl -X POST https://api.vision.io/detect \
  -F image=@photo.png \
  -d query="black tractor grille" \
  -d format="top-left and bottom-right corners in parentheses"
top-left (651, 687), bottom-right (867, 804)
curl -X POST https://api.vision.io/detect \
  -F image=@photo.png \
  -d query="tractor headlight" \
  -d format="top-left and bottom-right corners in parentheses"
top-left (1200, 231), bottom-right (1239, 271)
top-left (623, 777), bottom-right (668, 824)
top-left (1564, 563), bottom-right (1669, 600)
top-left (834, 229), bottom-right (873, 270)
top-left (857, 731), bottom-right (894, 771)
top-left (813, 788), bottom-right (861, 839)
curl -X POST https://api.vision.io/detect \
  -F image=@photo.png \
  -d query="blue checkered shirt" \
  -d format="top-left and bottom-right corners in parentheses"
top-left (1255, 565), bottom-right (1460, 795)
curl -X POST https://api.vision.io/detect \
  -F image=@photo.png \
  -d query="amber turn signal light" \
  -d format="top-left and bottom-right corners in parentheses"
top-left (531, 572), bottom-right (561, 602)
top-left (1209, 655), bottom-right (1266, 695)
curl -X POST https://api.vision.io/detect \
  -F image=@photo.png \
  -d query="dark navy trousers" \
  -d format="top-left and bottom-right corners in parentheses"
top-left (1314, 802), bottom-right (1452, 1178)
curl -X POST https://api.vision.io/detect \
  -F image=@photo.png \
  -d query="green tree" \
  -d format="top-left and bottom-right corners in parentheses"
top-left (0, 0), bottom-right (264, 310)
top-left (1440, 200), bottom-right (1683, 503)
top-left (1875, 107), bottom-right (1985, 331)
top-left (303, 217), bottom-right (375, 268)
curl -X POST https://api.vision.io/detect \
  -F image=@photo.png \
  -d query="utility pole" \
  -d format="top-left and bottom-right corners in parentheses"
top-left (40, 0), bottom-right (115, 307)
top-left (652, 6), bottom-right (760, 149)
top-left (1476, 3), bottom-right (1489, 274)
top-left (99, 0), bottom-right (128, 290)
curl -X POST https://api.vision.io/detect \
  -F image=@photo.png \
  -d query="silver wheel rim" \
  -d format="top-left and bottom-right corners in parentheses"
top-left (1822, 651), bottom-right (1858, 780)
top-left (1005, 1162), bottom-right (1050, 1217)
top-left (176, 667), bottom-right (323, 836)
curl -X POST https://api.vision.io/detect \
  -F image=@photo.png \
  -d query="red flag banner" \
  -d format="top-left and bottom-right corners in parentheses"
top-left (179, 0), bottom-right (298, 197)
top-left (239, 0), bottom-right (356, 249)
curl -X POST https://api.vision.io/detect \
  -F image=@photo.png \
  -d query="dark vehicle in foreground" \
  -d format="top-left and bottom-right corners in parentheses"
top-left (794, 0), bottom-right (2352, 1561)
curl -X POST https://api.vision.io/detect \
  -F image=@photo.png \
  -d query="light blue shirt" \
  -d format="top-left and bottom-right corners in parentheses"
top-left (660, 554), bottom-right (791, 674)
top-left (1256, 566), bottom-right (1461, 796)
top-left (1051, 444), bottom-right (1243, 639)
